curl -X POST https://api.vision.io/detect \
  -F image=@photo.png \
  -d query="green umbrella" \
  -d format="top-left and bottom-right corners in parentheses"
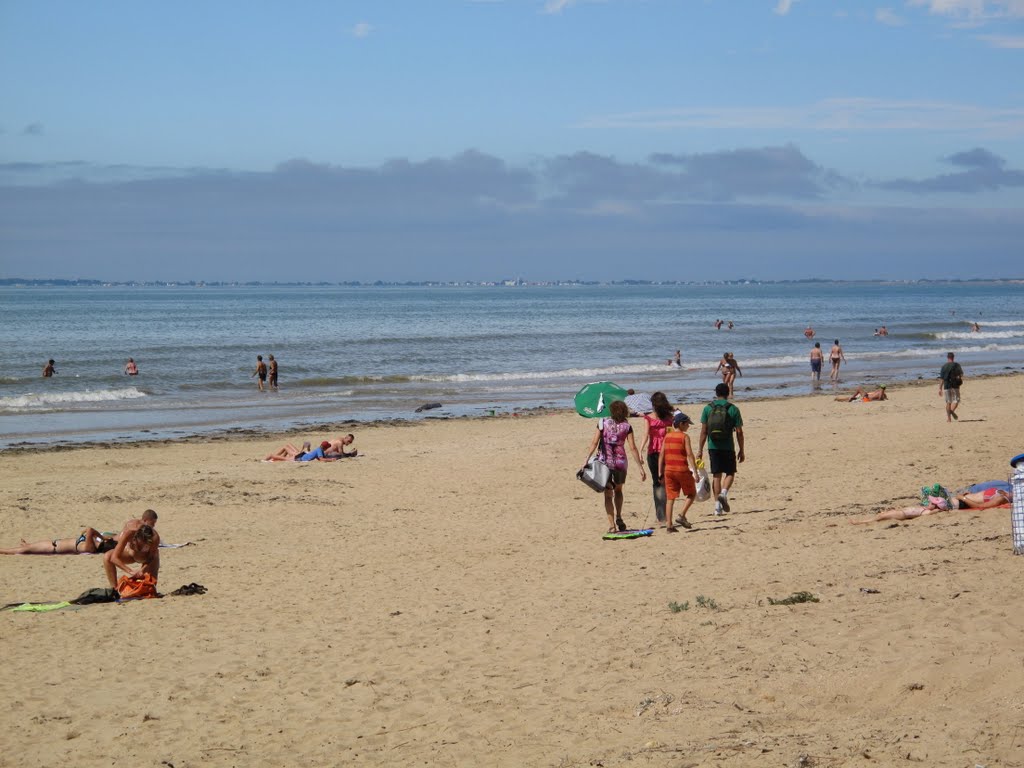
top-left (574, 381), bottom-right (628, 418)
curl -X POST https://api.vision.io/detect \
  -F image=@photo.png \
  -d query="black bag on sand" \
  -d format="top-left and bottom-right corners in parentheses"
top-left (70, 587), bottom-right (119, 605)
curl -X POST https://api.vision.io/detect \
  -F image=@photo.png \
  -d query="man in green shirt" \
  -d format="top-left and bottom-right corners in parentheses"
top-left (698, 383), bottom-right (745, 516)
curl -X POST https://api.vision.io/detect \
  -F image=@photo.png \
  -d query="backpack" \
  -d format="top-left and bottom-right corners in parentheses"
top-left (706, 402), bottom-right (733, 442)
top-left (947, 364), bottom-right (963, 389)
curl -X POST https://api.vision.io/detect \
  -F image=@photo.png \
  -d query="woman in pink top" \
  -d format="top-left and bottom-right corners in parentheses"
top-left (584, 400), bottom-right (646, 533)
top-left (640, 391), bottom-right (674, 524)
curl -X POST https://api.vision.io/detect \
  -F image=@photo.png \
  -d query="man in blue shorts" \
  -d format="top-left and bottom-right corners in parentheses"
top-left (809, 342), bottom-right (823, 381)
top-left (698, 383), bottom-right (745, 516)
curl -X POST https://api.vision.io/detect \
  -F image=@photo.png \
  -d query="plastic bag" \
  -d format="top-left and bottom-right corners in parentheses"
top-left (695, 459), bottom-right (711, 502)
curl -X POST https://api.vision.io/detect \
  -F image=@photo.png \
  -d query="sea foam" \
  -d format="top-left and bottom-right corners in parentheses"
top-left (0, 387), bottom-right (147, 410)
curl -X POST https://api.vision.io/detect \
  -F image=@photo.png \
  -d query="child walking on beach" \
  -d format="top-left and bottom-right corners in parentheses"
top-left (659, 412), bottom-right (698, 532)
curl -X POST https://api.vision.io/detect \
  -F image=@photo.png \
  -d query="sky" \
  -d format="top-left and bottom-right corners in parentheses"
top-left (1, 0), bottom-right (1022, 283)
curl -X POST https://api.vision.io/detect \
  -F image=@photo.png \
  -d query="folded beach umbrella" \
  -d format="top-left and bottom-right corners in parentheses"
top-left (574, 381), bottom-right (628, 418)
top-left (624, 392), bottom-right (653, 415)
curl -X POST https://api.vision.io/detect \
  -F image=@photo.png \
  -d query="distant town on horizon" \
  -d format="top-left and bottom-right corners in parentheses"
top-left (2, 276), bottom-right (1024, 288)
top-left (1, 277), bottom-right (1022, 289)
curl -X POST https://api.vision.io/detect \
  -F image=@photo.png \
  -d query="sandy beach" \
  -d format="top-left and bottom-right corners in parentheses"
top-left (2, 374), bottom-right (1023, 767)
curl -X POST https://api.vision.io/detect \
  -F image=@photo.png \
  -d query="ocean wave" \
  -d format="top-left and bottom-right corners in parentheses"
top-left (309, 389), bottom-right (355, 398)
top-left (854, 343), bottom-right (1024, 359)
top-left (410, 363), bottom-right (680, 383)
top-left (292, 375), bottom-right (413, 386)
top-left (961, 320), bottom-right (1024, 327)
top-left (0, 387), bottom-right (147, 410)
top-left (933, 330), bottom-right (1024, 340)
top-left (408, 344), bottom-right (1024, 384)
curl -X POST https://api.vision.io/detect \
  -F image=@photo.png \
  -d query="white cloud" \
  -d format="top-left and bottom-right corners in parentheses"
top-left (351, 22), bottom-right (373, 38)
top-left (875, 8), bottom-right (907, 26)
top-left (543, 0), bottom-right (575, 12)
top-left (975, 33), bottom-right (1024, 45)
top-left (581, 99), bottom-right (1024, 138)
top-left (908, 0), bottom-right (1024, 19)
top-left (774, 0), bottom-right (799, 15)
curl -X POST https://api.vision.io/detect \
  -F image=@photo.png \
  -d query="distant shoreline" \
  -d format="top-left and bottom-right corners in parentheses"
top-left (3, 277), bottom-right (1024, 288)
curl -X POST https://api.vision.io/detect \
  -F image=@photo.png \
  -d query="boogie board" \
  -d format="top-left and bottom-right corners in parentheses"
top-left (602, 528), bottom-right (654, 540)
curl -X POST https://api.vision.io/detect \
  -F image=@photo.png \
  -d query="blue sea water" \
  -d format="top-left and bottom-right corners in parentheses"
top-left (1, 282), bottom-right (1023, 448)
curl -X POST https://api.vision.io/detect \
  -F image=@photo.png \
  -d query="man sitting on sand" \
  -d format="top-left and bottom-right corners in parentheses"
top-left (325, 434), bottom-right (357, 458)
top-left (1, 527), bottom-right (116, 555)
top-left (835, 385), bottom-right (887, 402)
top-left (851, 487), bottom-right (1012, 524)
top-left (104, 522), bottom-right (160, 588)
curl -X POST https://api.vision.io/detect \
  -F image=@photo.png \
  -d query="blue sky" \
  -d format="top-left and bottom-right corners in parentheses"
top-left (1, 0), bottom-right (1022, 282)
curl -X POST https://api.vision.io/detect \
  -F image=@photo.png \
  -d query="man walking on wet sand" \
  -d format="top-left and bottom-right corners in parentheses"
top-left (698, 383), bottom-right (745, 516)
top-left (939, 352), bottom-right (964, 422)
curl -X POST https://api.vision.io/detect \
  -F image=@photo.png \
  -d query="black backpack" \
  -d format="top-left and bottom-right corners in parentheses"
top-left (947, 363), bottom-right (963, 388)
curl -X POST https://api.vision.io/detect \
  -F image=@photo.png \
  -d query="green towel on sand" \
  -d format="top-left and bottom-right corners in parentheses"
top-left (9, 601), bottom-right (72, 612)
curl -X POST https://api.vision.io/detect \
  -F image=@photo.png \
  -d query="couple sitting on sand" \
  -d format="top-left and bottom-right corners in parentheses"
top-left (264, 434), bottom-right (357, 462)
top-left (852, 481), bottom-right (1012, 524)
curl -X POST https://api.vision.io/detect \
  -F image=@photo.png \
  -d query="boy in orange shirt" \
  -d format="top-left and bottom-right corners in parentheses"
top-left (659, 412), bottom-right (698, 532)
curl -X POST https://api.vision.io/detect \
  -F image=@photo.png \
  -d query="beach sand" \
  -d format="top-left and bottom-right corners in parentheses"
top-left (2, 375), bottom-right (1023, 767)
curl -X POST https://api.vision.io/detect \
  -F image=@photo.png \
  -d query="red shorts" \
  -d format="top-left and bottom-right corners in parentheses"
top-left (664, 469), bottom-right (696, 500)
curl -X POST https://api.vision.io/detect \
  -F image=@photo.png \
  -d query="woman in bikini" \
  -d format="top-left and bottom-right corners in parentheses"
top-left (851, 488), bottom-right (1011, 524)
top-left (829, 340), bottom-right (846, 382)
top-left (715, 352), bottom-right (742, 397)
top-left (1, 527), bottom-right (115, 555)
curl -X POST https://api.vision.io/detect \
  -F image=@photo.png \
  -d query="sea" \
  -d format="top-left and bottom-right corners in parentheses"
top-left (1, 282), bottom-right (1023, 449)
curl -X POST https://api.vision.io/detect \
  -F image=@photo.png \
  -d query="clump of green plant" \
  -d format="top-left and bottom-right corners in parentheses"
top-left (695, 595), bottom-right (719, 610)
top-left (668, 601), bottom-right (690, 613)
top-left (767, 591), bottom-right (819, 606)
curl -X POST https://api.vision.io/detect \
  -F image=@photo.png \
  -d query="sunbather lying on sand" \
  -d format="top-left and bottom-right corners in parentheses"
top-left (264, 441), bottom-right (338, 462)
top-left (836, 385), bottom-right (887, 402)
top-left (1, 527), bottom-right (116, 555)
top-left (851, 487), bottom-right (1011, 524)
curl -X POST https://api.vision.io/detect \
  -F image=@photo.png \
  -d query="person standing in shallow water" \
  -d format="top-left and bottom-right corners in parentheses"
top-left (124, 358), bottom-right (138, 375)
top-left (829, 339), bottom-right (846, 382)
top-left (809, 342), bottom-right (823, 382)
top-left (252, 354), bottom-right (268, 391)
top-left (42, 359), bottom-right (56, 377)
top-left (268, 355), bottom-right (278, 390)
